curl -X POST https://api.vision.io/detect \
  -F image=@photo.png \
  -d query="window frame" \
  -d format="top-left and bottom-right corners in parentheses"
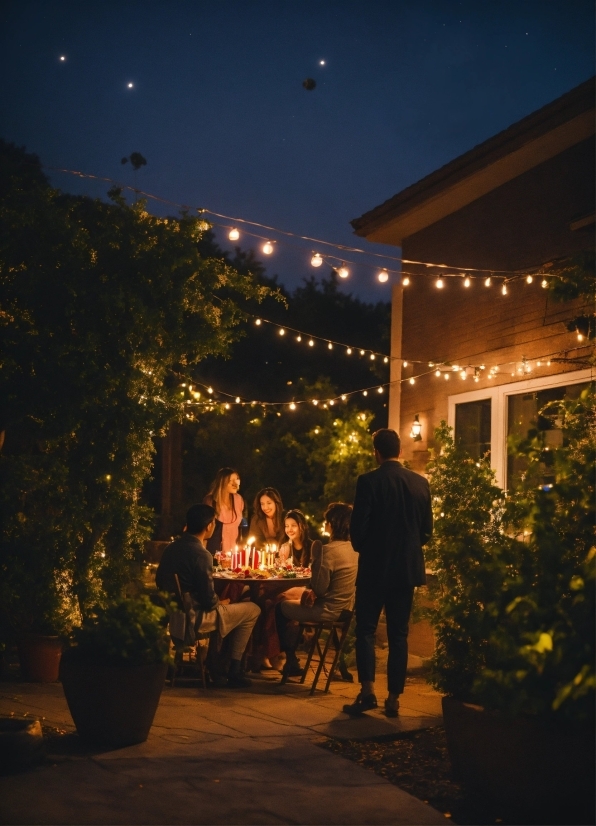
top-left (448, 368), bottom-right (592, 489)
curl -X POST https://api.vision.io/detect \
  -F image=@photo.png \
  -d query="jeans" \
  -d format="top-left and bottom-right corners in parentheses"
top-left (355, 581), bottom-right (414, 695)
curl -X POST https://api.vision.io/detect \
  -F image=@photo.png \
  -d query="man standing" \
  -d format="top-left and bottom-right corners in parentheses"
top-left (156, 503), bottom-right (260, 688)
top-left (344, 429), bottom-right (432, 717)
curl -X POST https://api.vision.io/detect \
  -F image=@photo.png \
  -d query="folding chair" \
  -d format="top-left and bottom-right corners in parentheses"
top-left (167, 574), bottom-right (210, 689)
top-left (281, 609), bottom-right (353, 695)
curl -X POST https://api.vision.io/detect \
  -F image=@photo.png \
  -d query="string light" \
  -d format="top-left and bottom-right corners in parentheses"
top-left (402, 276), bottom-right (410, 286)
top-left (328, 342), bottom-right (333, 349)
top-left (502, 284), bottom-right (508, 295)
top-left (360, 350), bottom-right (365, 356)
top-left (485, 277), bottom-right (491, 287)
top-left (262, 241), bottom-right (274, 255)
top-left (377, 387), bottom-right (384, 393)
top-left (228, 228), bottom-right (240, 241)
top-left (377, 268), bottom-right (389, 283)
top-left (370, 354), bottom-right (375, 360)
top-left (279, 328), bottom-right (285, 336)
top-left (363, 390), bottom-right (368, 396)
top-left (308, 339), bottom-right (314, 347)
top-left (403, 361), bottom-right (408, 367)
top-left (444, 373), bottom-right (450, 380)
top-left (289, 402), bottom-right (296, 410)
top-left (409, 377), bottom-right (415, 385)
top-left (526, 275), bottom-right (533, 284)
top-left (435, 369), bottom-right (441, 377)
top-left (383, 357), bottom-right (388, 363)
top-left (296, 335), bottom-right (302, 341)
top-left (541, 279), bottom-right (548, 288)
top-left (255, 318), bottom-right (262, 325)
top-left (311, 253), bottom-right (323, 268)
top-left (464, 277), bottom-right (471, 287)
top-left (337, 265), bottom-right (349, 279)
top-left (346, 348), bottom-right (352, 355)
top-left (436, 278), bottom-right (444, 289)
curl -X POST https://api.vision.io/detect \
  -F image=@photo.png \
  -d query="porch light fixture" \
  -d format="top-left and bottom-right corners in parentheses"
top-left (410, 414), bottom-right (422, 441)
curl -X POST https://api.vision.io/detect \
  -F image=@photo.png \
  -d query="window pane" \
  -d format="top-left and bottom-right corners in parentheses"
top-left (455, 399), bottom-right (491, 459)
top-left (506, 382), bottom-right (589, 489)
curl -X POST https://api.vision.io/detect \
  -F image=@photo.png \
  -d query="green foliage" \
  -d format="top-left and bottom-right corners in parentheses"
top-left (546, 250), bottom-right (595, 304)
top-left (426, 390), bottom-right (595, 723)
top-left (0, 140), bottom-right (274, 633)
top-left (185, 379), bottom-right (376, 528)
top-left (67, 596), bottom-right (171, 665)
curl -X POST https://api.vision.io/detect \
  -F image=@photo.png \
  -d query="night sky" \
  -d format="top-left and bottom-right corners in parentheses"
top-left (1, 0), bottom-right (594, 299)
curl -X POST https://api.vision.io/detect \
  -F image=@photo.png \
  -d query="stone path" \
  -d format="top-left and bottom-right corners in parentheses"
top-left (0, 659), bottom-right (446, 825)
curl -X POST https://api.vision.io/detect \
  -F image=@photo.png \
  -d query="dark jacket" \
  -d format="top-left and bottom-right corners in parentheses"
top-left (155, 533), bottom-right (219, 612)
top-left (350, 460), bottom-right (433, 587)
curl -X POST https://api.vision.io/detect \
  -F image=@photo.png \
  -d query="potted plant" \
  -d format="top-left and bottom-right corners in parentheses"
top-left (60, 595), bottom-right (171, 748)
top-left (425, 390), bottom-right (595, 823)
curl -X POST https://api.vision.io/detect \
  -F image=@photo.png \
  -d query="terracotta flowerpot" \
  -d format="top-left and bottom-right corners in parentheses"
top-left (17, 634), bottom-right (62, 682)
top-left (60, 656), bottom-right (168, 748)
top-left (442, 696), bottom-right (595, 824)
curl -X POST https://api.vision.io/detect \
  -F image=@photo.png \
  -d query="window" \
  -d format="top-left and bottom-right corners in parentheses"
top-left (455, 398), bottom-right (491, 459)
top-left (506, 382), bottom-right (589, 489)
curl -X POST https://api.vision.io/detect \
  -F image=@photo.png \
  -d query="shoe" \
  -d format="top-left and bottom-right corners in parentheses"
top-left (384, 698), bottom-right (399, 717)
top-left (282, 656), bottom-right (303, 678)
top-left (227, 672), bottom-right (252, 688)
top-left (342, 693), bottom-right (378, 715)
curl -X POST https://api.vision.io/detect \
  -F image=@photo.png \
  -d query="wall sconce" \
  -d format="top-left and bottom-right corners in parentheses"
top-left (410, 414), bottom-right (422, 441)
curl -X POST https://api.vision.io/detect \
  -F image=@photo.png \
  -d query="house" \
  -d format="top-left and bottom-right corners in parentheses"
top-left (352, 77), bottom-right (595, 487)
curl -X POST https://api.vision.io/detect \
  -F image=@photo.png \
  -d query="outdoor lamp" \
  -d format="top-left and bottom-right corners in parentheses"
top-left (410, 414), bottom-right (422, 441)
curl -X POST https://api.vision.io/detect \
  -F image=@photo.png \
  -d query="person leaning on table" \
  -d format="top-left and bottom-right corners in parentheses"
top-left (276, 502), bottom-right (358, 678)
top-left (156, 503), bottom-right (260, 688)
top-left (343, 428), bottom-right (433, 718)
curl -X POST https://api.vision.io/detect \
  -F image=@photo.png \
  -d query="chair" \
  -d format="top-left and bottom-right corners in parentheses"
top-left (168, 635), bottom-right (210, 688)
top-left (281, 609), bottom-right (353, 694)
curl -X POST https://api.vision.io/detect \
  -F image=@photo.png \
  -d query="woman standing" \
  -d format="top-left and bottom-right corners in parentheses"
top-left (204, 467), bottom-right (244, 555)
top-left (280, 509), bottom-right (313, 568)
top-left (249, 488), bottom-right (286, 549)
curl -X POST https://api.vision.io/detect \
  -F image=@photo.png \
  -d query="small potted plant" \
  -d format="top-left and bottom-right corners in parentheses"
top-left (60, 595), bottom-right (171, 748)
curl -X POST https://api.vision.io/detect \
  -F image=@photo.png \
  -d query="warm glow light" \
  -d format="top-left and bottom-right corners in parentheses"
top-left (370, 354), bottom-right (375, 360)
top-left (377, 387), bottom-right (384, 393)
top-left (363, 390), bottom-right (368, 396)
top-left (360, 350), bottom-right (365, 356)
top-left (526, 275), bottom-right (533, 283)
top-left (289, 402), bottom-right (296, 410)
top-left (235, 397), bottom-right (241, 403)
top-left (60, 55), bottom-right (66, 61)
top-left (403, 361), bottom-right (408, 367)
top-left (378, 269), bottom-right (389, 283)
top-left (485, 277), bottom-right (491, 287)
top-left (255, 318), bottom-right (262, 325)
top-left (207, 387), bottom-right (213, 394)
top-left (346, 348), bottom-right (352, 355)
top-left (577, 332), bottom-right (584, 342)
top-left (341, 394), bottom-right (347, 400)
top-left (127, 82), bottom-right (134, 88)
top-left (338, 265), bottom-right (349, 279)
top-left (410, 414), bottom-right (422, 441)
top-left (311, 253), bottom-right (323, 268)
top-left (436, 278), bottom-right (444, 289)
top-left (262, 241), bottom-right (274, 255)
top-left (279, 328), bottom-right (285, 335)
top-left (502, 284), bottom-right (508, 295)
top-left (444, 373), bottom-right (450, 380)
top-left (464, 277), bottom-right (471, 287)
top-left (435, 369), bottom-right (441, 377)
top-left (541, 279), bottom-right (548, 288)
top-left (225, 403), bottom-right (230, 409)
top-left (328, 342), bottom-right (333, 349)
top-left (308, 339), bottom-right (314, 347)
top-left (383, 356), bottom-right (389, 363)
top-left (312, 400), bottom-right (318, 405)
top-left (228, 228), bottom-right (240, 241)
top-left (460, 371), bottom-right (466, 380)
top-left (402, 276), bottom-right (410, 286)
top-left (296, 335), bottom-right (302, 341)
top-left (409, 377), bottom-right (415, 385)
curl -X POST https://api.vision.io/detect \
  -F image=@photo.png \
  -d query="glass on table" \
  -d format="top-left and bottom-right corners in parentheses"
top-left (278, 542), bottom-right (292, 565)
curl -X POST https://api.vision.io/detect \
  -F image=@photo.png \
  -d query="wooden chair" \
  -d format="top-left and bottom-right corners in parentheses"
top-left (281, 609), bottom-right (354, 695)
top-left (168, 635), bottom-right (210, 688)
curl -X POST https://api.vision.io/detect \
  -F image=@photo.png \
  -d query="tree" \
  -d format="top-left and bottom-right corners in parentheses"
top-left (0, 140), bottom-right (274, 632)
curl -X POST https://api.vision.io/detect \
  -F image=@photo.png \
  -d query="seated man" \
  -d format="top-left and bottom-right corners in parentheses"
top-left (156, 503), bottom-right (260, 688)
top-left (276, 502), bottom-right (358, 677)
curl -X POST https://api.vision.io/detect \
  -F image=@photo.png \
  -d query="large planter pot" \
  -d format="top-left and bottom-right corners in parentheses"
top-left (17, 633), bottom-right (62, 682)
top-left (60, 655), bottom-right (168, 748)
top-left (442, 696), bottom-right (595, 824)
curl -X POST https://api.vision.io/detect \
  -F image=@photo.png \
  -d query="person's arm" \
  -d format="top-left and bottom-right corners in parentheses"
top-left (308, 540), bottom-right (330, 598)
top-left (350, 475), bottom-right (373, 556)
top-left (192, 551), bottom-right (219, 611)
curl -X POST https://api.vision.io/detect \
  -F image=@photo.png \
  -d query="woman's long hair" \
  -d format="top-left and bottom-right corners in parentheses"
top-left (252, 487), bottom-right (284, 539)
top-left (207, 467), bottom-right (240, 521)
top-left (283, 509), bottom-right (313, 567)
top-left (324, 502), bottom-right (352, 541)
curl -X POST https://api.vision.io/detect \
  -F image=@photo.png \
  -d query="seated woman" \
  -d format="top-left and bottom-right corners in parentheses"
top-left (203, 467), bottom-right (244, 556)
top-left (276, 502), bottom-right (358, 677)
top-left (249, 488), bottom-right (286, 549)
top-left (279, 509), bottom-right (314, 568)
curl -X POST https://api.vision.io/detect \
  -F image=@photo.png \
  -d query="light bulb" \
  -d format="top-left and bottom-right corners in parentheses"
top-left (464, 277), bottom-right (471, 287)
top-left (377, 269), bottom-right (389, 283)
top-left (403, 361), bottom-right (408, 367)
top-left (311, 253), bottom-right (323, 268)
top-left (341, 394), bottom-right (347, 401)
top-left (255, 318), bottom-right (262, 325)
top-left (363, 390), bottom-right (368, 396)
top-left (289, 402), bottom-right (296, 410)
top-left (279, 328), bottom-right (285, 336)
top-left (228, 228), bottom-right (240, 241)
top-left (435, 370), bottom-right (441, 377)
top-left (526, 275), bottom-right (533, 284)
top-left (383, 357), bottom-right (388, 363)
top-left (235, 397), bottom-right (240, 403)
top-left (60, 55), bottom-right (66, 61)
top-left (377, 387), bottom-right (384, 393)
top-left (225, 403), bottom-right (230, 409)
top-left (329, 400), bottom-right (334, 405)
top-left (296, 335), bottom-right (302, 342)
top-left (444, 373), bottom-right (450, 380)
top-left (207, 387), bottom-right (213, 394)
top-left (327, 342), bottom-right (333, 349)
top-left (409, 377), bottom-right (415, 385)
top-left (541, 279), bottom-right (548, 288)
top-left (308, 339), bottom-right (314, 347)
top-left (502, 284), bottom-right (508, 295)
top-left (536, 361), bottom-right (541, 367)
top-left (312, 400), bottom-right (318, 406)
top-left (346, 348), bottom-right (352, 355)
top-left (436, 278), bottom-right (444, 289)
top-left (577, 332), bottom-right (584, 342)
top-left (262, 241), bottom-right (274, 255)
top-left (337, 265), bottom-right (349, 279)
top-left (370, 354), bottom-right (375, 360)
top-left (402, 276), bottom-right (410, 286)
top-left (484, 277), bottom-right (491, 287)
top-left (360, 350), bottom-right (365, 356)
